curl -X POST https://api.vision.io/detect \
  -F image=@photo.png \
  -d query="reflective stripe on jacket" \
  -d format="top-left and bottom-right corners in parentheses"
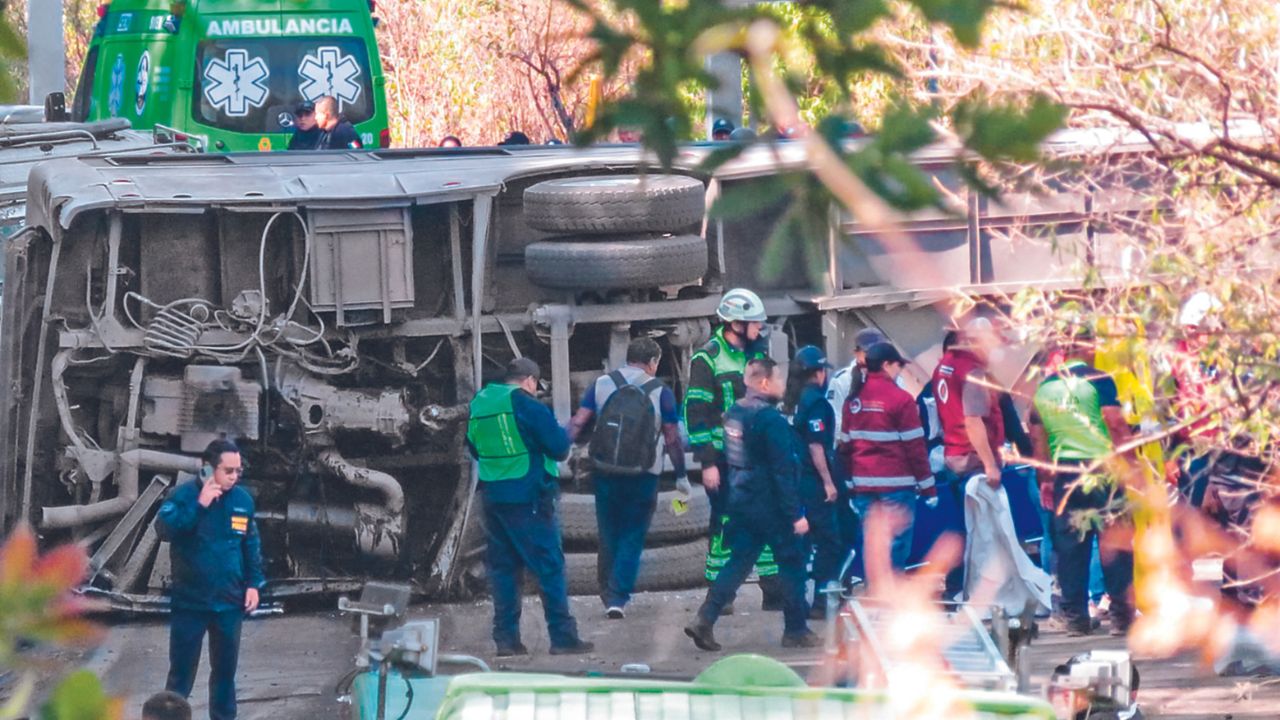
top-left (682, 326), bottom-right (767, 464)
top-left (838, 372), bottom-right (935, 497)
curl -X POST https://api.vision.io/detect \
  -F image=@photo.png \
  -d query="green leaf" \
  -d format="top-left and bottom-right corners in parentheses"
top-left (759, 205), bottom-right (802, 283)
top-left (697, 141), bottom-right (750, 176)
top-left (40, 671), bottom-right (112, 720)
top-left (953, 93), bottom-right (1067, 163)
top-left (0, 13), bottom-right (25, 104)
top-left (908, 0), bottom-right (998, 49)
top-left (710, 175), bottom-right (794, 221)
top-left (881, 155), bottom-right (940, 210)
top-left (874, 101), bottom-right (937, 155)
top-left (830, 0), bottom-right (893, 36)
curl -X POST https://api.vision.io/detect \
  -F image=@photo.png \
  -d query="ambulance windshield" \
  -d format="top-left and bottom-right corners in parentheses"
top-left (194, 37), bottom-right (375, 134)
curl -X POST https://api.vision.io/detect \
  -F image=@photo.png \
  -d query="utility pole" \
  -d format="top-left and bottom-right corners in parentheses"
top-left (704, 52), bottom-right (743, 138)
top-left (27, 0), bottom-right (66, 104)
top-left (705, 0), bottom-right (766, 139)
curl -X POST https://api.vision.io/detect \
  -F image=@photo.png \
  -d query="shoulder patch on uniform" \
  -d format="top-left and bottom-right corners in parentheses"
top-left (808, 418), bottom-right (825, 434)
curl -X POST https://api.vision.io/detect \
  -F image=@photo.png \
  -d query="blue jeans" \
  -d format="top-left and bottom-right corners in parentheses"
top-left (483, 491), bottom-right (580, 649)
top-left (594, 474), bottom-right (658, 608)
top-left (851, 489), bottom-right (917, 571)
top-left (167, 607), bottom-right (243, 720)
top-left (697, 518), bottom-right (810, 636)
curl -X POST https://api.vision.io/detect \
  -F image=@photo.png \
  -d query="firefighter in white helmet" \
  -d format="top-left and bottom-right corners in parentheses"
top-left (682, 288), bottom-right (783, 610)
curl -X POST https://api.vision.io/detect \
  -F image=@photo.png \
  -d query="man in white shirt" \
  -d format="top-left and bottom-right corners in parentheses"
top-left (827, 328), bottom-right (886, 439)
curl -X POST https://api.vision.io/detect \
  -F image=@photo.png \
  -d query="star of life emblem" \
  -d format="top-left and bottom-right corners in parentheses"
top-left (203, 48), bottom-right (270, 117)
top-left (297, 46), bottom-right (363, 110)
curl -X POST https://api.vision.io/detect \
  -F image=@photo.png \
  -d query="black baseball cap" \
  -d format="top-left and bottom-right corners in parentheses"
top-left (295, 100), bottom-right (315, 114)
top-left (504, 357), bottom-right (541, 382)
top-left (864, 342), bottom-right (907, 367)
top-left (712, 118), bottom-right (734, 135)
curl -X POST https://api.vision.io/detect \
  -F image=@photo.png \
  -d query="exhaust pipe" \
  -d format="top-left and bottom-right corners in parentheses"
top-left (41, 450), bottom-right (201, 529)
top-left (316, 448), bottom-right (404, 558)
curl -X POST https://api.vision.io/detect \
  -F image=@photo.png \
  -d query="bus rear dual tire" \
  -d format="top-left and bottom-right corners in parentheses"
top-left (524, 234), bottom-right (708, 290)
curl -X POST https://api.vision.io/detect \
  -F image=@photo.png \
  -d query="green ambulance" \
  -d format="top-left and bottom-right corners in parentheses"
top-left (71, 0), bottom-right (390, 152)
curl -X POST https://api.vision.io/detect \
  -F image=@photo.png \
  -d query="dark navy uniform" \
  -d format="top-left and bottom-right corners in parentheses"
top-left (317, 120), bottom-right (363, 150)
top-left (157, 480), bottom-right (264, 720)
top-left (694, 393), bottom-right (810, 639)
top-left (793, 382), bottom-right (845, 601)
top-left (287, 125), bottom-right (322, 150)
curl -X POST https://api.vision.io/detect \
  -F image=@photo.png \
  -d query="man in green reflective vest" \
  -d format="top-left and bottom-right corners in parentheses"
top-left (684, 288), bottom-right (781, 611)
top-left (467, 358), bottom-right (593, 657)
top-left (1030, 339), bottom-right (1136, 637)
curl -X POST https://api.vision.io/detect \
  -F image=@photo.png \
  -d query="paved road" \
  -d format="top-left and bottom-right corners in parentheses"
top-left (84, 586), bottom-right (1278, 719)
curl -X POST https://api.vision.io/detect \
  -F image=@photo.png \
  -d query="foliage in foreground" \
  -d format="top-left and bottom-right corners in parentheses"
top-left (1, 525), bottom-right (119, 720)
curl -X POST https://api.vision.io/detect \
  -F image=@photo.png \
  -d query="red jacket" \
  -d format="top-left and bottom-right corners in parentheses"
top-left (838, 372), bottom-right (936, 497)
top-left (933, 350), bottom-right (1004, 461)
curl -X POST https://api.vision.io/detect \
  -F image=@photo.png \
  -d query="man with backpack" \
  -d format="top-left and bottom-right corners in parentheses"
top-left (569, 337), bottom-right (687, 619)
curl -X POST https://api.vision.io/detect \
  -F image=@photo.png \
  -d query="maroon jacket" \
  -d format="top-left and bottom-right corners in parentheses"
top-left (933, 349), bottom-right (1004, 462)
top-left (838, 371), bottom-right (936, 497)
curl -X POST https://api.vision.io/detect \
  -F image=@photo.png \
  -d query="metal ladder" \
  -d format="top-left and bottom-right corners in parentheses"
top-left (841, 597), bottom-right (1019, 693)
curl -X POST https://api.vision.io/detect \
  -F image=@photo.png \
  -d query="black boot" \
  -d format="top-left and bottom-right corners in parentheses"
top-left (684, 620), bottom-right (722, 651)
top-left (685, 602), bottom-right (723, 651)
top-left (781, 630), bottom-right (821, 648)
top-left (759, 575), bottom-right (784, 612)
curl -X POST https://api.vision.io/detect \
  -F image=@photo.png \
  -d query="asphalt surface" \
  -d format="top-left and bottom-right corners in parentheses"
top-left (78, 586), bottom-right (1279, 719)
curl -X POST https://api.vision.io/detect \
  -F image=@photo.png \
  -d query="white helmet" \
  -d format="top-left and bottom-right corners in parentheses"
top-left (1178, 291), bottom-right (1223, 328)
top-left (717, 288), bottom-right (767, 323)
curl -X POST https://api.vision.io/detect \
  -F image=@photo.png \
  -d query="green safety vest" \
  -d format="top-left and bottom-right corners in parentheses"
top-left (467, 384), bottom-right (559, 482)
top-left (1032, 360), bottom-right (1114, 462)
top-left (684, 326), bottom-right (765, 451)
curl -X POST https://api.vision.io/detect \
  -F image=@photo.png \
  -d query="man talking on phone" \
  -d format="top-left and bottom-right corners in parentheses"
top-left (156, 439), bottom-right (264, 720)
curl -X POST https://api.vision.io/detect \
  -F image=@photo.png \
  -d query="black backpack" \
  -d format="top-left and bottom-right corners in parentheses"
top-left (588, 371), bottom-right (664, 477)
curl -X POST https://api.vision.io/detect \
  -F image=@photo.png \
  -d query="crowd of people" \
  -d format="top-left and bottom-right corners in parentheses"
top-left (282, 104), bottom-right (840, 149)
top-left (410, 116), bottom-right (821, 149)
top-left (461, 285), bottom-right (1201, 657)
top-left (150, 280), bottom-right (1243, 715)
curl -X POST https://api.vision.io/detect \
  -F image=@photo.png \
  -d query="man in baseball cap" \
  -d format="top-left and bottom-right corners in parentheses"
top-left (838, 341), bottom-right (935, 575)
top-left (712, 118), bottom-right (735, 141)
top-left (287, 100), bottom-right (320, 150)
top-left (826, 328), bottom-right (887, 437)
top-left (465, 356), bottom-right (592, 656)
top-left (786, 345), bottom-right (845, 615)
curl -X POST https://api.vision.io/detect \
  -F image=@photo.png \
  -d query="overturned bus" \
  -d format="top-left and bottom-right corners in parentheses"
top-left (0, 135), bottom-right (1156, 608)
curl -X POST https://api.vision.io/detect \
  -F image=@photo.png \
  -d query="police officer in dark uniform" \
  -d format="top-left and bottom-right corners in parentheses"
top-left (156, 439), bottom-right (264, 720)
top-left (684, 358), bottom-right (818, 651)
top-left (286, 100), bottom-right (321, 150)
top-left (466, 358), bottom-right (593, 657)
top-left (784, 345), bottom-right (845, 617)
